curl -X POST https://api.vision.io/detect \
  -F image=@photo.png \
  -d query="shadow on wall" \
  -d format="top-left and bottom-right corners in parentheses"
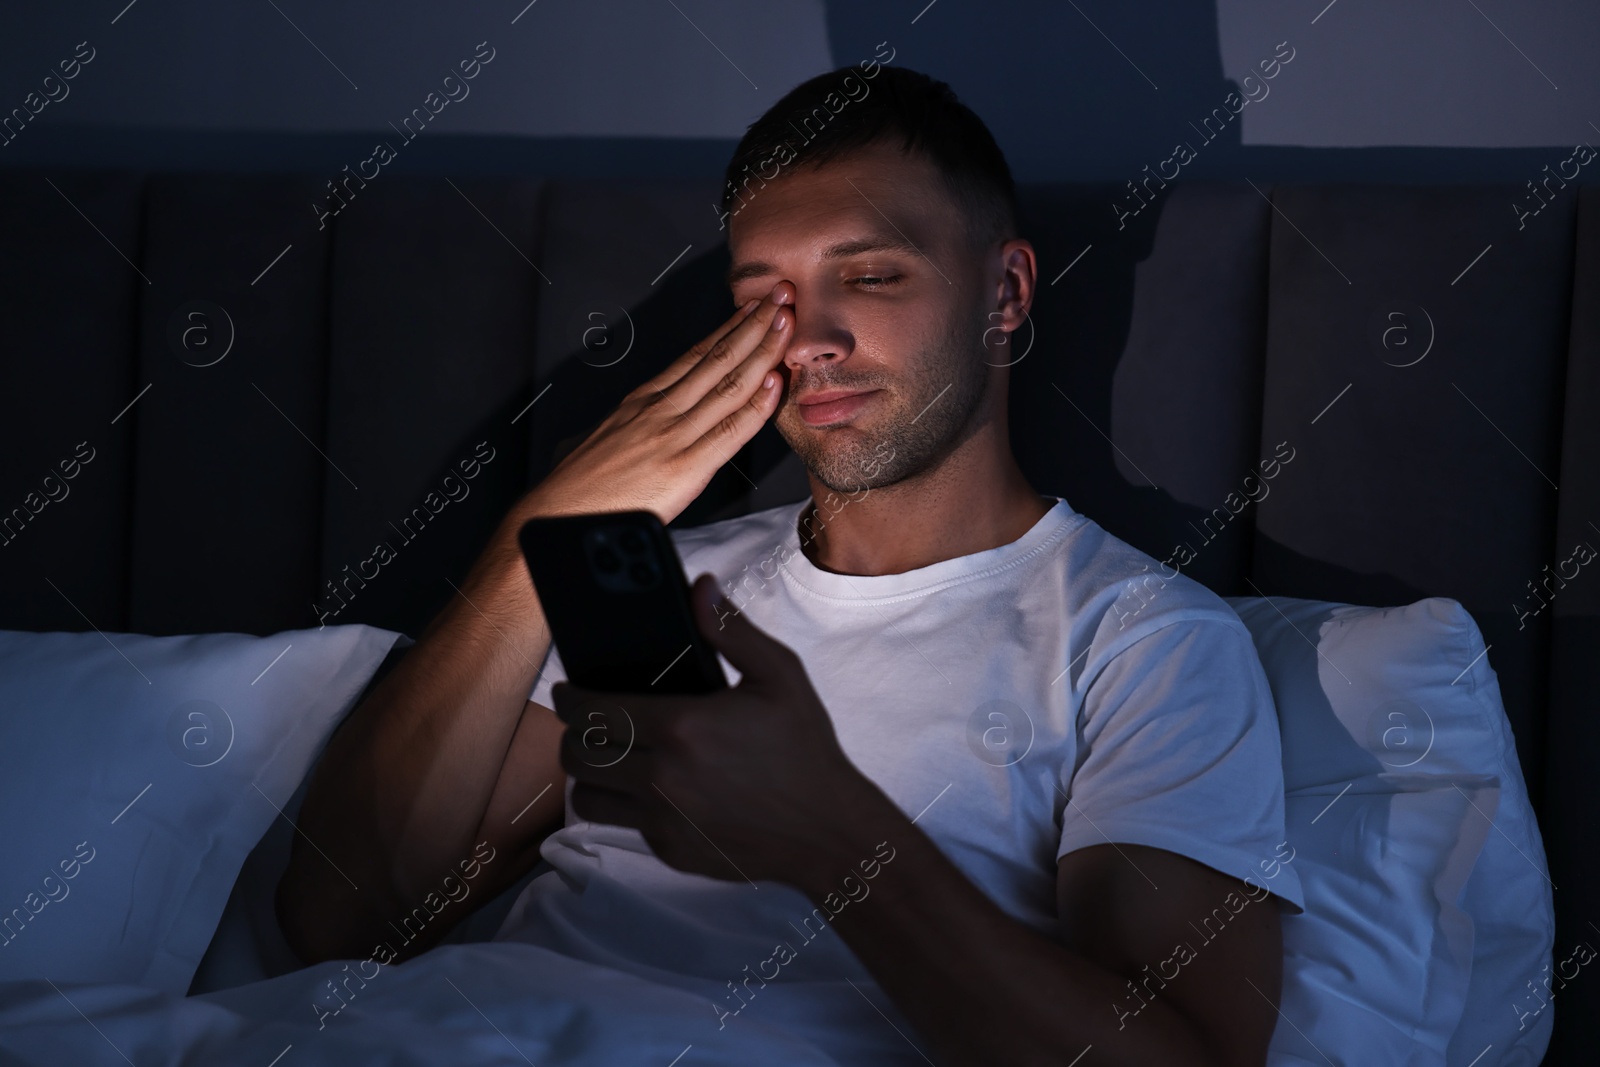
top-left (826, 0), bottom-right (1250, 183)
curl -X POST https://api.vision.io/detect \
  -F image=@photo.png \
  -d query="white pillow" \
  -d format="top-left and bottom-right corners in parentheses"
top-left (0, 623), bottom-right (403, 993)
top-left (1224, 595), bottom-right (1554, 1067)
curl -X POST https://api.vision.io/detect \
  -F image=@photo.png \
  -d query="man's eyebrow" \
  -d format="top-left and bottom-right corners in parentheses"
top-left (725, 236), bottom-right (925, 288)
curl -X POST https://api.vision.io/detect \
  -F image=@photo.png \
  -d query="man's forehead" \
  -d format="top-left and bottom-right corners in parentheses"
top-left (727, 147), bottom-right (945, 255)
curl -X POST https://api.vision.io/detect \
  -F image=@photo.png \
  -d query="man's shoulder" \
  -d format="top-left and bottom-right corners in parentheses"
top-left (1061, 515), bottom-right (1247, 650)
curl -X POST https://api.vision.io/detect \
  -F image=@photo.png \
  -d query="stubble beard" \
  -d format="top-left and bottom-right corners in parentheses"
top-left (775, 304), bottom-right (993, 496)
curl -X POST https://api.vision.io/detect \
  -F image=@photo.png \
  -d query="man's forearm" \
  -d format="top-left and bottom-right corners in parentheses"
top-left (800, 784), bottom-right (1214, 1067)
top-left (282, 499), bottom-right (554, 959)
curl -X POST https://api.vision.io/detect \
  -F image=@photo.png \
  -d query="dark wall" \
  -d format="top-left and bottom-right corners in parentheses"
top-left (3, 1), bottom-right (1595, 188)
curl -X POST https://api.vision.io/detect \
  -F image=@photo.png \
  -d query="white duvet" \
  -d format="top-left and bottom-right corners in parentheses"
top-left (0, 940), bottom-right (894, 1066)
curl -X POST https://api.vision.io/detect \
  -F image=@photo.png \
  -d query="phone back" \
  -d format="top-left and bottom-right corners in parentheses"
top-left (518, 511), bottom-right (727, 694)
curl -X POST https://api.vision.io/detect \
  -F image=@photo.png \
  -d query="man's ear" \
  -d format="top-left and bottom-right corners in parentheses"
top-left (983, 239), bottom-right (1037, 369)
top-left (995, 237), bottom-right (1037, 327)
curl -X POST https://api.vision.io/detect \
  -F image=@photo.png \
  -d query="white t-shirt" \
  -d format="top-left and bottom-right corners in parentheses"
top-left (496, 494), bottom-right (1304, 1058)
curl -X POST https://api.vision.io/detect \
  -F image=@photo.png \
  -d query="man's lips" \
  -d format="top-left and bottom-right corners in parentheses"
top-left (796, 388), bottom-right (881, 426)
top-left (797, 388), bottom-right (874, 406)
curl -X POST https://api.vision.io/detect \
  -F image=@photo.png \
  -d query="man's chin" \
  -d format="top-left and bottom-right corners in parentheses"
top-left (776, 420), bottom-right (861, 471)
top-left (785, 446), bottom-right (894, 496)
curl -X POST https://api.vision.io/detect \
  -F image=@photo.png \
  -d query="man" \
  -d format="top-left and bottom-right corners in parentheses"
top-left (279, 64), bottom-right (1304, 1066)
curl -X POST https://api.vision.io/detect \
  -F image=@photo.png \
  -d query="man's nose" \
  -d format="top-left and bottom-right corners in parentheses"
top-left (779, 292), bottom-right (850, 368)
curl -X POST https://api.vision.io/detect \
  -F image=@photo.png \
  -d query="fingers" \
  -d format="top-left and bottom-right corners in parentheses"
top-left (552, 681), bottom-right (670, 749)
top-left (661, 283), bottom-right (793, 408)
top-left (634, 297), bottom-right (763, 400)
top-left (570, 780), bottom-right (649, 828)
top-left (559, 720), bottom-right (648, 789)
top-left (675, 333), bottom-right (787, 472)
top-left (690, 573), bottom-right (794, 684)
top-left (681, 299), bottom-right (793, 428)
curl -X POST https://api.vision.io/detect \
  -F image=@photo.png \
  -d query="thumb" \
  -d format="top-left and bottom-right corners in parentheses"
top-left (690, 573), bottom-right (783, 680)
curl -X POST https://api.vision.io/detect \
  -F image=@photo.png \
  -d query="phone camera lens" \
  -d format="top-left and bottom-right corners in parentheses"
top-left (629, 561), bottom-right (656, 586)
top-left (593, 546), bottom-right (622, 573)
top-left (619, 527), bottom-right (647, 555)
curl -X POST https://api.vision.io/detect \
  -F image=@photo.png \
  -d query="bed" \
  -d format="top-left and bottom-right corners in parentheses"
top-left (0, 170), bottom-right (1593, 1063)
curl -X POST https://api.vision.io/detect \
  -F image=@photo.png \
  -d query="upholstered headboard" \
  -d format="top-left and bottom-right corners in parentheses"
top-left (1, 170), bottom-right (1594, 1061)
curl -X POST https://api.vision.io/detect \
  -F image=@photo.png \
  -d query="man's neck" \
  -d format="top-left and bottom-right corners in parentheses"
top-left (798, 462), bottom-right (1053, 578)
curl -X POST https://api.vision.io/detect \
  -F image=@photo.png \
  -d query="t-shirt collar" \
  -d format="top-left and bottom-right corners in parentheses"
top-left (779, 494), bottom-right (1080, 602)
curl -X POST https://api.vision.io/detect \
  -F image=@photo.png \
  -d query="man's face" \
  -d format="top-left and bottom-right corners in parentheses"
top-left (726, 141), bottom-right (1000, 495)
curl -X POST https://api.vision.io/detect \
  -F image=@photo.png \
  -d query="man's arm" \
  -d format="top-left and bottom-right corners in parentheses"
top-left (807, 789), bottom-right (1283, 1067)
top-left (276, 286), bottom-right (797, 963)
top-left (805, 616), bottom-right (1292, 1065)
top-left (276, 498), bottom-right (569, 964)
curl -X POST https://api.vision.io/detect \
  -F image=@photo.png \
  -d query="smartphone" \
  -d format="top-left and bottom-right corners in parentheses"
top-left (518, 510), bottom-right (728, 694)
